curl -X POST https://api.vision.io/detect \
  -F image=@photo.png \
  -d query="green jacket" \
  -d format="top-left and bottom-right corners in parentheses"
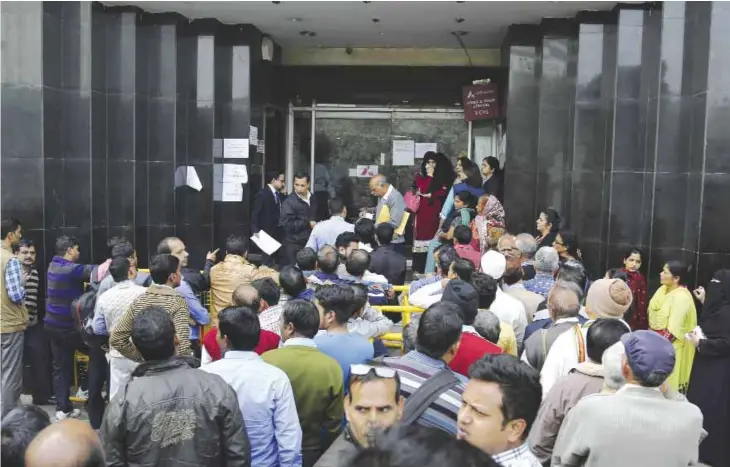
top-left (263, 344), bottom-right (344, 453)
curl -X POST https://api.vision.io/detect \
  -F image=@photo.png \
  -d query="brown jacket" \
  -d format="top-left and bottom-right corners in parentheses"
top-left (109, 284), bottom-right (192, 363)
top-left (210, 255), bottom-right (279, 321)
top-left (0, 245), bottom-right (28, 333)
top-left (528, 361), bottom-right (604, 465)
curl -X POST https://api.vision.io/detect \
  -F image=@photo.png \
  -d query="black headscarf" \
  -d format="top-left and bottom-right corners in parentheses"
top-left (700, 269), bottom-right (730, 326)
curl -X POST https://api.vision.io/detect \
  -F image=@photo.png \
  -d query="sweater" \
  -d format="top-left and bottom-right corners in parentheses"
top-left (449, 330), bottom-right (503, 377)
top-left (262, 343), bottom-right (344, 453)
top-left (109, 284), bottom-right (192, 362)
top-left (1, 245), bottom-right (27, 333)
top-left (202, 327), bottom-right (280, 361)
top-left (45, 256), bottom-right (92, 329)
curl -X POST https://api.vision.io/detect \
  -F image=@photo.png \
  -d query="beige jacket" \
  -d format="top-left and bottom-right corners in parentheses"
top-left (210, 255), bottom-right (279, 321)
top-left (1, 245), bottom-right (28, 333)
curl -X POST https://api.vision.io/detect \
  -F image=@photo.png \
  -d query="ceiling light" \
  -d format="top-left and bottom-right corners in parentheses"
top-left (289, 17), bottom-right (302, 22)
top-left (299, 30), bottom-right (316, 37)
top-left (272, 1), bottom-right (281, 4)
top-left (363, 1), bottom-right (371, 3)
top-left (372, 18), bottom-right (381, 23)
top-left (379, 31), bottom-right (386, 36)
top-left (455, 18), bottom-right (465, 23)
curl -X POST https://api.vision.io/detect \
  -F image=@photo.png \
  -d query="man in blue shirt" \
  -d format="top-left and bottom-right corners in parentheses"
top-left (314, 285), bottom-right (374, 386)
top-left (202, 306), bottom-right (302, 467)
top-left (306, 197), bottom-right (354, 252)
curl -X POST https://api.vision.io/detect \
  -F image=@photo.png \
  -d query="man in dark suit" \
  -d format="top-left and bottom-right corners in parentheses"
top-left (369, 223), bottom-right (406, 285)
top-left (280, 172), bottom-right (318, 267)
top-left (252, 170), bottom-right (286, 266)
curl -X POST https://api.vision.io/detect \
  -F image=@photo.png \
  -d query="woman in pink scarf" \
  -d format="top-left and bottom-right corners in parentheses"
top-left (471, 194), bottom-right (506, 256)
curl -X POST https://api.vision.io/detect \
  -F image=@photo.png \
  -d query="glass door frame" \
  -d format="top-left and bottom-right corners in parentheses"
top-left (285, 101), bottom-right (495, 192)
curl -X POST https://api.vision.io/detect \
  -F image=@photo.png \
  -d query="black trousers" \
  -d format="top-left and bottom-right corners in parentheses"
top-left (281, 241), bottom-right (305, 268)
top-left (46, 327), bottom-right (87, 414)
top-left (87, 344), bottom-right (109, 429)
top-left (23, 322), bottom-right (51, 404)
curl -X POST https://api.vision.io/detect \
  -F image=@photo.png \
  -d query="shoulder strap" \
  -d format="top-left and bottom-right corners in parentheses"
top-left (401, 368), bottom-right (460, 426)
top-left (573, 324), bottom-right (586, 363)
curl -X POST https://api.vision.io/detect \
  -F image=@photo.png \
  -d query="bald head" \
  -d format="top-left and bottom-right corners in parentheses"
top-left (232, 285), bottom-right (261, 313)
top-left (25, 420), bottom-right (103, 467)
top-left (368, 175), bottom-right (389, 197)
top-left (547, 281), bottom-right (581, 320)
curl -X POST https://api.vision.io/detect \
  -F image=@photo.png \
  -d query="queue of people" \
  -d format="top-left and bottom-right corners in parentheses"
top-left (1, 159), bottom-right (729, 467)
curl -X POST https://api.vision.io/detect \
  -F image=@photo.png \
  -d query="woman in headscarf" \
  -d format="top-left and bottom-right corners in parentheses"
top-left (535, 208), bottom-right (561, 248)
top-left (620, 247), bottom-right (648, 330)
top-left (471, 193), bottom-right (506, 257)
top-left (411, 152), bottom-right (453, 272)
top-left (647, 260), bottom-right (697, 392)
top-left (687, 269), bottom-right (730, 467)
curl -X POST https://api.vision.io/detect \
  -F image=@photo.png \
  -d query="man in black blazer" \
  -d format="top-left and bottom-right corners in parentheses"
top-left (251, 170), bottom-right (285, 266)
top-left (369, 222), bottom-right (407, 285)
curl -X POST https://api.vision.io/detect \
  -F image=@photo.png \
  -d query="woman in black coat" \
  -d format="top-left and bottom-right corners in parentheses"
top-left (687, 269), bottom-right (730, 467)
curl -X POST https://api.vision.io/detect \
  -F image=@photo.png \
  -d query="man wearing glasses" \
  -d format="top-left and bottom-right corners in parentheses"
top-left (315, 364), bottom-right (404, 467)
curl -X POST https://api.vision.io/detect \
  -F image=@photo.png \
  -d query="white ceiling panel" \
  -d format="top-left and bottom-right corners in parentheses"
top-left (103, 1), bottom-right (617, 48)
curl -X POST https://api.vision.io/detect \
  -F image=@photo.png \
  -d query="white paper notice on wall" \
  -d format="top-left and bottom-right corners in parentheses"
top-left (257, 140), bottom-right (265, 154)
top-left (415, 142), bottom-right (438, 159)
top-left (222, 164), bottom-right (248, 184)
top-left (392, 140), bottom-right (415, 166)
top-left (249, 126), bottom-right (258, 146)
top-left (348, 168), bottom-right (358, 177)
top-left (223, 139), bottom-right (249, 159)
top-left (356, 165), bottom-right (379, 178)
top-left (221, 182), bottom-right (243, 202)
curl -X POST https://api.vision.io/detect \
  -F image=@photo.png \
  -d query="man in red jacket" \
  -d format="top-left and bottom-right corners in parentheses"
top-left (441, 280), bottom-right (502, 376)
top-left (202, 285), bottom-right (279, 364)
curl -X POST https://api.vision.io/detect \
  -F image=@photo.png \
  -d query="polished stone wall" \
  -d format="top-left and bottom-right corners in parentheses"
top-left (1, 1), bottom-right (278, 269)
top-left (502, 1), bottom-right (730, 288)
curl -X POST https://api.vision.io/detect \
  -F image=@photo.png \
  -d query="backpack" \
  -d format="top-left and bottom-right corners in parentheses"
top-left (71, 275), bottom-right (105, 348)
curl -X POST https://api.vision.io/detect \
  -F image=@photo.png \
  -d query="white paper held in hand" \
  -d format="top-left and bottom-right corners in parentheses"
top-left (251, 230), bottom-right (281, 255)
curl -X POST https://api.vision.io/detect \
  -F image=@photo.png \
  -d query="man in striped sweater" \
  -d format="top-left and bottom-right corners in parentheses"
top-left (45, 235), bottom-right (93, 421)
top-left (382, 301), bottom-right (466, 435)
top-left (109, 254), bottom-right (192, 363)
top-left (16, 239), bottom-right (51, 405)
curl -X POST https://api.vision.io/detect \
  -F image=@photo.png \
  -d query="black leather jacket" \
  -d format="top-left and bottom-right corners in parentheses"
top-left (101, 357), bottom-right (251, 467)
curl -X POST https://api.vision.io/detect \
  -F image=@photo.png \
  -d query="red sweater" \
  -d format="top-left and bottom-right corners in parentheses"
top-left (449, 332), bottom-right (503, 377)
top-left (202, 327), bottom-right (280, 361)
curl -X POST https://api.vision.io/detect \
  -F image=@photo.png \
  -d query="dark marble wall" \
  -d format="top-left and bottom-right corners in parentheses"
top-left (1, 2), bottom-right (276, 270)
top-left (503, 1), bottom-right (730, 287)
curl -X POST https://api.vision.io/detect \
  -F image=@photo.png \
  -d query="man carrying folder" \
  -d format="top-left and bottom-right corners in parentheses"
top-left (368, 175), bottom-right (408, 255)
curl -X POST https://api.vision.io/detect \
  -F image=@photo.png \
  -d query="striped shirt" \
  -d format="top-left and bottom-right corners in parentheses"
top-left (46, 256), bottom-right (92, 329)
top-left (22, 268), bottom-right (39, 326)
top-left (493, 443), bottom-right (542, 467)
top-left (382, 351), bottom-right (466, 435)
top-left (108, 284), bottom-right (192, 363)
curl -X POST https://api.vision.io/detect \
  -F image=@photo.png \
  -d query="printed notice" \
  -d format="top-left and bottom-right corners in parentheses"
top-left (356, 165), bottom-right (378, 178)
top-left (221, 182), bottom-right (243, 202)
top-left (223, 139), bottom-right (249, 159)
top-left (392, 140), bottom-right (415, 166)
top-left (249, 126), bottom-right (258, 146)
top-left (415, 142), bottom-right (437, 159)
top-left (222, 164), bottom-right (248, 184)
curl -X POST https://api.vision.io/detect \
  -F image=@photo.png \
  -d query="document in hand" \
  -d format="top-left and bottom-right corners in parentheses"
top-left (251, 230), bottom-right (281, 255)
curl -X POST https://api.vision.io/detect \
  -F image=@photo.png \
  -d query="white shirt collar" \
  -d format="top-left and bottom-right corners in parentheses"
top-left (617, 382), bottom-right (661, 394)
top-left (223, 350), bottom-right (261, 361)
top-left (283, 337), bottom-right (317, 348)
top-left (382, 184), bottom-right (394, 201)
top-left (297, 191), bottom-right (311, 205)
top-left (268, 184), bottom-right (279, 196)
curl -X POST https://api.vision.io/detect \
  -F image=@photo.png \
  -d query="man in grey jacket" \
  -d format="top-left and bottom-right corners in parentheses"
top-left (369, 175), bottom-right (406, 249)
top-left (552, 330), bottom-right (704, 467)
top-left (101, 307), bottom-right (250, 467)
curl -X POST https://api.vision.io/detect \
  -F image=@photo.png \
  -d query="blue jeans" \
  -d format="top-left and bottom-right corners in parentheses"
top-left (424, 238), bottom-right (444, 274)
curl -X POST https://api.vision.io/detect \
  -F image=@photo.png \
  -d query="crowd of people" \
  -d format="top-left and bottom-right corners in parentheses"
top-left (0, 161), bottom-right (728, 467)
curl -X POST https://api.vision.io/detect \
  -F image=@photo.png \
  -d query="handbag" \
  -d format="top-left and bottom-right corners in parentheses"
top-left (404, 190), bottom-right (421, 213)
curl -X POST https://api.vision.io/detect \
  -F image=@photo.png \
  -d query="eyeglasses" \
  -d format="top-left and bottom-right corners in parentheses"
top-left (350, 364), bottom-right (397, 379)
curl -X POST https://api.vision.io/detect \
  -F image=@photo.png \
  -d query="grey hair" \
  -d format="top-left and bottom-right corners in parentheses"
top-left (554, 279), bottom-right (585, 303)
top-left (534, 246), bottom-right (560, 273)
top-left (473, 311), bottom-right (501, 344)
top-left (403, 314), bottom-right (421, 353)
top-left (515, 233), bottom-right (538, 258)
top-left (547, 281), bottom-right (581, 320)
top-left (372, 174), bottom-right (388, 186)
top-left (602, 342), bottom-right (626, 391)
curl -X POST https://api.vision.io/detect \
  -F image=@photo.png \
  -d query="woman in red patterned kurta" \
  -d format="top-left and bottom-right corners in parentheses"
top-left (412, 152), bottom-right (452, 259)
top-left (621, 247), bottom-right (648, 330)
